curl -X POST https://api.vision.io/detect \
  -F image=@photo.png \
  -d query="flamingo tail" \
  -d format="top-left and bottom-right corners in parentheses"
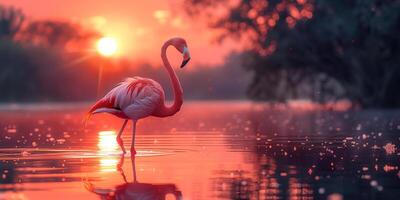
top-left (83, 97), bottom-right (128, 128)
top-left (83, 97), bottom-right (116, 127)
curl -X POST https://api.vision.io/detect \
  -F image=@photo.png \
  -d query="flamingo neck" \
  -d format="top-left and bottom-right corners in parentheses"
top-left (158, 40), bottom-right (183, 117)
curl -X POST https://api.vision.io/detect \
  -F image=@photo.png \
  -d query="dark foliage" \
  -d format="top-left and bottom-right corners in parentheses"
top-left (0, 6), bottom-right (24, 40)
top-left (0, 5), bottom-right (100, 102)
top-left (185, 0), bottom-right (400, 108)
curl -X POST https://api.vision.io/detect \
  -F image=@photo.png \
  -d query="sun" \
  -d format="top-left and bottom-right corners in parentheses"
top-left (97, 37), bottom-right (118, 57)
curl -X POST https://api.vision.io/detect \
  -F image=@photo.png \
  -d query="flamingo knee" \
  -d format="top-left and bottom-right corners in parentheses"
top-left (117, 136), bottom-right (126, 154)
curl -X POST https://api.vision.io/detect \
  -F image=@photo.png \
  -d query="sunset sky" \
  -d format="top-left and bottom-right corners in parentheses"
top-left (2, 0), bottom-right (240, 66)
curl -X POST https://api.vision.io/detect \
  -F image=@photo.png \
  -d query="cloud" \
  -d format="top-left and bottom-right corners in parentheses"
top-left (153, 10), bottom-right (170, 25)
top-left (90, 16), bottom-right (107, 29)
top-left (171, 17), bottom-right (188, 29)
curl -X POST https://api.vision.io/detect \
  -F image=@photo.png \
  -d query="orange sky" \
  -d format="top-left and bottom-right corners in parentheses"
top-left (2, 0), bottom-right (240, 66)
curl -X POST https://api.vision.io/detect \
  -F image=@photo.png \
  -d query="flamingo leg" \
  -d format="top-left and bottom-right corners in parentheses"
top-left (131, 154), bottom-right (137, 183)
top-left (117, 119), bottom-right (128, 154)
top-left (131, 120), bottom-right (137, 156)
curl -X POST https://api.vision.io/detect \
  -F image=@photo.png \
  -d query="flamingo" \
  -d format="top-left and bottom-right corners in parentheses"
top-left (86, 37), bottom-right (190, 155)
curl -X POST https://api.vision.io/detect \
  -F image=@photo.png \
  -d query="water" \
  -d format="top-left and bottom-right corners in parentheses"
top-left (0, 101), bottom-right (399, 200)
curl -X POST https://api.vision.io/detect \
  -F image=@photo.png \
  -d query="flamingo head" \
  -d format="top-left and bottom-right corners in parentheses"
top-left (170, 37), bottom-right (191, 68)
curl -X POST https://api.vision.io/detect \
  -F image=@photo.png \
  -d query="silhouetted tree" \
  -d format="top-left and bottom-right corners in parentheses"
top-left (0, 5), bottom-right (100, 102)
top-left (185, 0), bottom-right (400, 108)
top-left (17, 20), bottom-right (99, 49)
top-left (0, 5), bottom-right (24, 39)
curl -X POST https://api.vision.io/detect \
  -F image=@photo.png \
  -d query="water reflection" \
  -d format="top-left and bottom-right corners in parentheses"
top-left (0, 102), bottom-right (399, 199)
top-left (85, 155), bottom-right (183, 200)
top-left (97, 130), bottom-right (119, 172)
top-left (212, 155), bottom-right (314, 200)
top-left (98, 130), bottom-right (119, 152)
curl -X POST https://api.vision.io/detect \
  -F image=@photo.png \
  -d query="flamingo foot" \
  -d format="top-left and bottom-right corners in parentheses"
top-left (130, 148), bottom-right (136, 156)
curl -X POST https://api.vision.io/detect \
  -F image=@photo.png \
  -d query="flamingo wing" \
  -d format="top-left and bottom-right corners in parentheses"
top-left (122, 81), bottom-right (164, 120)
top-left (87, 77), bottom-right (164, 121)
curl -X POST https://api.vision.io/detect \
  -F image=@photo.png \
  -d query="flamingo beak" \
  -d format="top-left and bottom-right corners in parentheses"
top-left (180, 46), bottom-right (191, 68)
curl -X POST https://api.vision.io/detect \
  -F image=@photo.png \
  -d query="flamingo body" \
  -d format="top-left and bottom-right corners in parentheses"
top-left (88, 77), bottom-right (165, 120)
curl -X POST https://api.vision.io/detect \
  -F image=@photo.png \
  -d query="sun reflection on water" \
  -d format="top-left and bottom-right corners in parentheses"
top-left (97, 130), bottom-right (119, 172)
top-left (98, 131), bottom-right (118, 152)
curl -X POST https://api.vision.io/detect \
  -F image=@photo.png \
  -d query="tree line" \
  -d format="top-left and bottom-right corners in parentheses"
top-left (185, 0), bottom-right (400, 108)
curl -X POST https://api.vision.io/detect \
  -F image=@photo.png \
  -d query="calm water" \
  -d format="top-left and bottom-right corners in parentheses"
top-left (0, 101), bottom-right (399, 200)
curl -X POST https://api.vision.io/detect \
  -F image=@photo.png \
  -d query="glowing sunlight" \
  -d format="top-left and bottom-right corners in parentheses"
top-left (97, 130), bottom-right (118, 152)
top-left (97, 130), bottom-right (119, 172)
top-left (96, 37), bottom-right (118, 57)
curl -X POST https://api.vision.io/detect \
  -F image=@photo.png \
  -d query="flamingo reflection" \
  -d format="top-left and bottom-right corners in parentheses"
top-left (85, 155), bottom-right (183, 200)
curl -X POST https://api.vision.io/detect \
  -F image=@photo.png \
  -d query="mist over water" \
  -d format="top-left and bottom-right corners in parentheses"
top-left (0, 102), bottom-right (399, 200)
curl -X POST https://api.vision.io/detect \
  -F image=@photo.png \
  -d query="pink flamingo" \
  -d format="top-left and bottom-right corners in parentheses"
top-left (86, 37), bottom-right (190, 155)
